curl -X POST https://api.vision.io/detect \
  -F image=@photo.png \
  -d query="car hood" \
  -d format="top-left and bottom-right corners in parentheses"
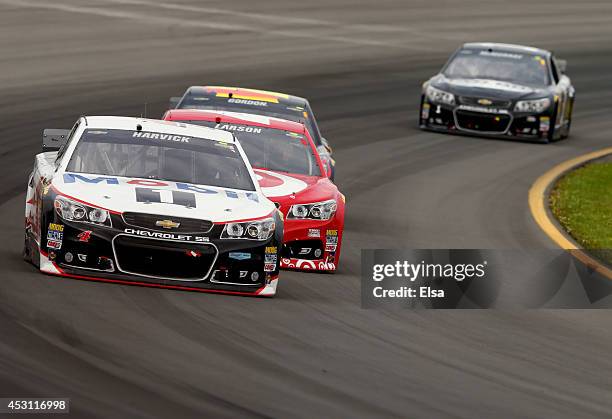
top-left (254, 168), bottom-right (337, 206)
top-left (54, 172), bottom-right (275, 223)
top-left (431, 75), bottom-right (549, 101)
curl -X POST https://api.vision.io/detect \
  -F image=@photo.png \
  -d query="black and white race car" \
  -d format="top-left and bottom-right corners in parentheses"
top-left (419, 43), bottom-right (575, 142)
top-left (24, 116), bottom-right (283, 296)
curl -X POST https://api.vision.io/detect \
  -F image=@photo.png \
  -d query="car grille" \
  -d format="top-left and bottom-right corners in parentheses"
top-left (458, 96), bottom-right (511, 109)
top-left (113, 236), bottom-right (217, 280)
top-left (455, 109), bottom-right (512, 133)
top-left (122, 212), bottom-right (213, 234)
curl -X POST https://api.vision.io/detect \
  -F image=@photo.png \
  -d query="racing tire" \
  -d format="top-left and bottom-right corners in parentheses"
top-left (22, 233), bottom-right (30, 262)
top-left (562, 98), bottom-right (574, 139)
top-left (547, 103), bottom-right (559, 142)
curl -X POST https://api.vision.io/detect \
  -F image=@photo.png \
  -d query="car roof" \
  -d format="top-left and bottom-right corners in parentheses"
top-left (81, 116), bottom-right (235, 143)
top-left (462, 42), bottom-right (551, 57)
top-left (165, 109), bottom-right (308, 135)
top-left (185, 86), bottom-right (309, 107)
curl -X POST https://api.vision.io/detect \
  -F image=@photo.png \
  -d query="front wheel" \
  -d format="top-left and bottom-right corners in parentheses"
top-left (22, 233), bottom-right (30, 262)
top-left (547, 103), bottom-right (559, 142)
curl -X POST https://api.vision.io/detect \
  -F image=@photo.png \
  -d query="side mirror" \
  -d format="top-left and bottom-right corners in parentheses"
top-left (42, 129), bottom-right (70, 152)
top-left (557, 59), bottom-right (567, 74)
top-left (169, 96), bottom-right (181, 108)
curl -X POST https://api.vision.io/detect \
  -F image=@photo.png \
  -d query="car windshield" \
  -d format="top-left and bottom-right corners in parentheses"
top-left (444, 49), bottom-right (550, 86)
top-left (181, 121), bottom-right (321, 177)
top-left (66, 128), bottom-right (255, 191)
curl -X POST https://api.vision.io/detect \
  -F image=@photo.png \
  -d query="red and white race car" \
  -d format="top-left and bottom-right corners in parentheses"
top-left (164, 109), bottom-right (345, 272)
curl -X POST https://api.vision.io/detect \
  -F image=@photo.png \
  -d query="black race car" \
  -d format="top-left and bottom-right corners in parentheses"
top-left (168, 86), bottom-right (336, 179)
top-left (419, 43), bottom-right (575, 142)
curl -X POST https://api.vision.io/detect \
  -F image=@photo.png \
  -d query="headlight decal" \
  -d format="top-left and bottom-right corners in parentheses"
top-left (221, 217), bottom-right (276, 240)
top-left (426, 85), bottom-right (455, 106)
top-left (288, 199), bottom-right (338, 221)
top-left (514, 98), bottom-right (551, 113)
top-left (54, 196), bottom-right (112, 228)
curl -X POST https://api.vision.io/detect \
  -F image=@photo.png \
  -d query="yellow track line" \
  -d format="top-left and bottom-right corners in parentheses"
top-left (528, 147), bottom-right (612, 279)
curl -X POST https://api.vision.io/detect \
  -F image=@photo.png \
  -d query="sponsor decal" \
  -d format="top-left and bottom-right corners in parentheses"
top-left (78, 254), bottom-right (88, 262)
top-left (227, 98), bottom-right (269, 107)
top-left (479, 50), bottom-right (523, 60)
top-left (63, 173), bottom-right (119, 185)
top-left (229, 252), bottom-right (251, 260)
top-left (254, 169), bottom-right (308, 197)
top-left (48, 223), bottom-right (64, 232)
top-left (264, 263), bottom-right (276, 272)
top-left (77, 230), bottom-right (92, 243)
top-left (47, 240), bottom-right (62, 250)
top-left (318, 261), bottom-right (336, 270)
top-left (215, 124), bottom-right (263, 133)
top-left (47, 230), bottom-right (63, 241)
top-left (185, 250), bottom-right (202, 257)
top-left (124, 228), bottom-right (209, 242)
top-left (132, 131), bottom-right (191, 143)
top-left (280, 257), bottom-right (337, 271)
top-left (63, 173), bottom-right (255, 200)
top-left (421, 103), bottom-right (430, 120)
top-left (308, 228), bottom-right (320, 238)
top-left (265, 246), bottom-right (278, 254)
top-left (326, 229), bottom-right (339, 247)
top-left (298, 248), bottom-right (311, 255)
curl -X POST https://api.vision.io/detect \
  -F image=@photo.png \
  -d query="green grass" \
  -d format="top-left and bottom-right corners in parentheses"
top-left (550, 162), bottom-right (612, 264)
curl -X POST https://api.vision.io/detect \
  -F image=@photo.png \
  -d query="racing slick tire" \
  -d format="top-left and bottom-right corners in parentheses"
top-left (544, 103), bottom-right (559, 143)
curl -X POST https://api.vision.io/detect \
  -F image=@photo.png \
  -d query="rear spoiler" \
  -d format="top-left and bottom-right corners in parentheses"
top-left (42, 129), bottom-right (70, 152)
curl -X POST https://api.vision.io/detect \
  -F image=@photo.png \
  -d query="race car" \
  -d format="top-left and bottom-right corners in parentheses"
top-left (163, 109), bottom-right (345, 272)
top-left (419, 43), bottom-right (575, 142)
top-left (24, 116), bottom-right (283, 296)
top-left (168, 85), bottom-right (336, 179)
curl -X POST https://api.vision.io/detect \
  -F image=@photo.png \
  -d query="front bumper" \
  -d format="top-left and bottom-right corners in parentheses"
top-left (279, 218), bottom-right (343, 272)
top-left (37, 213), bottom-right (282, 297)
top-left (420, 100), bottom-right (552, 140)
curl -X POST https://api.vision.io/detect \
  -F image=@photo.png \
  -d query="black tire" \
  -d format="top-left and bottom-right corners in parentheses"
top-left (547, 103), bottom-right (559, 142)
top-left (22, 233), bottom-right (30, 262)
top-left (562, 98), bottom-right (574, 139)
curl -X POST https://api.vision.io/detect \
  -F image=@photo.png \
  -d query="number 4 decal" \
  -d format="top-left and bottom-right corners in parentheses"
top-left (135, 188), bottom-right (197, 208)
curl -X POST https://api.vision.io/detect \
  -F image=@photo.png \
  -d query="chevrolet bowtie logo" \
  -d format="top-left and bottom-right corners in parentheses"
top-left (156, 219), bottom-right (180, 229)
top-left (478, 98), bottom-right (493, 106)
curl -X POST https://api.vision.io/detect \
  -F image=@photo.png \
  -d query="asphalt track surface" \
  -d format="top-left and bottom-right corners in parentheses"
top-left (1, 1), bottom-right (612, 418)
